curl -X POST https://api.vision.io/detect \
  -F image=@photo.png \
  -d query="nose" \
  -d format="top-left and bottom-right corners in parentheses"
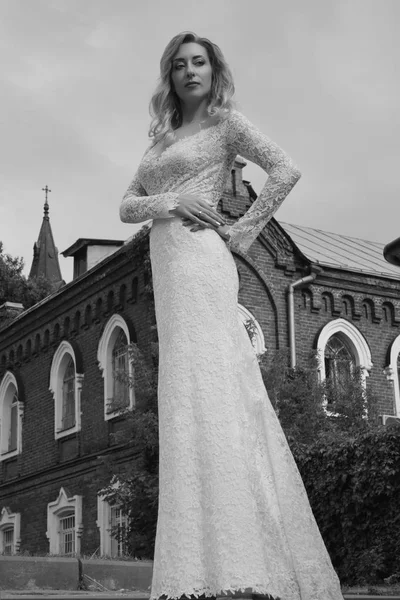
top-left (186, 66), bottom-right (195, 79)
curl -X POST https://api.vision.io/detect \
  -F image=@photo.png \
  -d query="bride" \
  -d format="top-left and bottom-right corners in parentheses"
top-left (120, 31), bottom-right (344, 600)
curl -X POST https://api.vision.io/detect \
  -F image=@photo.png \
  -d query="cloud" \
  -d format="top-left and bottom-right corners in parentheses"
top-left (1, 0), bottom-right (399, 282)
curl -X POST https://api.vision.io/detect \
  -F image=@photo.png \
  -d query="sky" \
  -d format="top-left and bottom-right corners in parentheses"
top-left (1, 0), bottom-right (399, 282)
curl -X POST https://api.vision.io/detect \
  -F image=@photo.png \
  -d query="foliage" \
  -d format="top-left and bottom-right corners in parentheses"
top-left (294, 426), bottom-right (400, 585)
top-left (99, 339), bottom-right (159, 560)
top-left (0, 241), bottom-right (53, 310)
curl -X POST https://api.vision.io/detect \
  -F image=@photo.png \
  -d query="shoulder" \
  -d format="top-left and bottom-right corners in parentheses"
top-left (221, 109), bottom-right (258, 146)
top-left (222, 109), bottom-right (258, 135)
top-left (224, 109), bottom-right (250, 125)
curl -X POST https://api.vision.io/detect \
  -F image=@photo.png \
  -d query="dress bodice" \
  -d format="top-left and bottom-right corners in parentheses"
top-left (120, 110), bottom-right (301, 254)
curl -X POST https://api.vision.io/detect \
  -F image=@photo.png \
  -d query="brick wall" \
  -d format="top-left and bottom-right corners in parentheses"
top-left (0, 240), bottom-right (151, 553)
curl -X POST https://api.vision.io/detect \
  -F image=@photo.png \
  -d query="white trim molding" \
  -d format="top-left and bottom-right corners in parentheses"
top-left (97, 314), bottom-right (135, 420)
top-left (46, 487), bottom-right (83, 555)
top-left (49, 341), bottom-right (83, 439)
top-left (96, 493), bottom-right (128, 557)
top-left (316, 318), bottom-right (373, 386)
top-left (384, 335), bottom-right (400, 416)
top-left (0, 371), bottom-right (23, 461)
top-left (238, 304), bottom-right (267, 356)
top-left (0, 506), bottom-right (21, 554)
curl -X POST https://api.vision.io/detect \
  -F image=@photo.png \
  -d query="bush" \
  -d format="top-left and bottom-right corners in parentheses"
top-left (293, 426), bottom-right (400, 585)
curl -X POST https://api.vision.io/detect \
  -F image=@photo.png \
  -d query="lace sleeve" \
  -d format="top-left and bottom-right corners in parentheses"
top-left (225, 110), bottom-right (301, 253)
top-left (120, 154), bottom-right (180, 224)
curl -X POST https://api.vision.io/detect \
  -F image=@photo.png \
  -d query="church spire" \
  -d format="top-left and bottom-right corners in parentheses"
top-left (29, 186), bottom-right (64, 288)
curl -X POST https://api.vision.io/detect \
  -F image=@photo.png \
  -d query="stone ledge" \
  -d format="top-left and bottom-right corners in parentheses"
top-left (81, 559), bottom-right (153, 592)
top-left (0, 556), bottom-right (79, 590)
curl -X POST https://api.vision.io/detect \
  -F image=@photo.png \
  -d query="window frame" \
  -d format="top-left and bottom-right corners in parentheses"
top-left (317, 318), bottom-right (372, 388)
top-left (49, 341), bottom-right (84, 439)
top-left (237, 303), bottom-right (266, 356)
top-left (0, 507), bottom-right (21, 554)
top-left (97, 493), bottom-right (129, 557)
top-left (59, 510), bottom-right (76, 555)
top-left (0, 372), bottom-right (23, 461)
top-left (46, 487), bottom-right (82, 556)
top-left (384, 334), bottom-right (400, 416)
top-left (97, 315), bottom-right (135, 420)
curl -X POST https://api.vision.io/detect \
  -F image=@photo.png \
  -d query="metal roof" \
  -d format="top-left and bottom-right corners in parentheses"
top-left (279, 221), bottom-right (400, 279)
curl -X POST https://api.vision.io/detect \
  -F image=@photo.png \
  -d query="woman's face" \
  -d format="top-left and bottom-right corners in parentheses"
top-left (170, 42), bottom-right (213, 106)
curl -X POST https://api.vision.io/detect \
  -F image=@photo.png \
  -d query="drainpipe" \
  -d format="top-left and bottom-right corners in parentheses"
top-left (287, 265), bottom-right (323, 369)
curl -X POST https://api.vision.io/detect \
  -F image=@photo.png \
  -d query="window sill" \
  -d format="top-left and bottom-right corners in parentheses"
top-left (0, 449), bottom-right (19, 462)
top-left (55, 426), bottom-right (80, 440)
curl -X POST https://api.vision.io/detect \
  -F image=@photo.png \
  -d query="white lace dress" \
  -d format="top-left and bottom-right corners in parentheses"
top-left (120, 110), bottom-right (344, 600)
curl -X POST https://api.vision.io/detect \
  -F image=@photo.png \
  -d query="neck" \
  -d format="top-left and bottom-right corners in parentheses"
top-left (180, 99), bottom-right (209, 126)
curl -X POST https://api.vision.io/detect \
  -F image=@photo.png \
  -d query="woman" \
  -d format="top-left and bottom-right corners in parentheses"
top-left (120, 32), bottom-right (344, 600)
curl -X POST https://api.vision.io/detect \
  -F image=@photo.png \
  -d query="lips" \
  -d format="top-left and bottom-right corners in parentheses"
top-left (185, 81), bottom-right (200, 88)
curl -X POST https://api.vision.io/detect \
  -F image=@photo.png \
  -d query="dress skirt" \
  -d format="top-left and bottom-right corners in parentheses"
top-left (147, 217), bottom-right (344, 600)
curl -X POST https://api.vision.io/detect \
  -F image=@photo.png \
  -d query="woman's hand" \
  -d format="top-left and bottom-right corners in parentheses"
top-left (169, 193), bottom-right (226, 229)
top-left (182, 217), bottom-right (231, 241)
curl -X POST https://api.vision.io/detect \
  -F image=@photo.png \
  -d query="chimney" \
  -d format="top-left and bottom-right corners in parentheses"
top-left (61, 239), bottom-right (125, 280)
top-left (231, 157), bottom-right (250, 198)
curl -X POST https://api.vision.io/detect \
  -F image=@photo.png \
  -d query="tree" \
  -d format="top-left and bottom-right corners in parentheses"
top-left (0, 242), bottom-right (53, 312)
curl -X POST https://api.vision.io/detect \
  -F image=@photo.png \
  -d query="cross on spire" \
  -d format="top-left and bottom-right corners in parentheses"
top-left (42, 185), bottom-right (51, 217)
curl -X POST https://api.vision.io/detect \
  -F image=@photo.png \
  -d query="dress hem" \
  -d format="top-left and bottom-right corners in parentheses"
top-left (151, 585), bottom-right (280, 600)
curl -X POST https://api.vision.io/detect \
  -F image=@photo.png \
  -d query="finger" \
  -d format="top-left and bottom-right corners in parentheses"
top-left (196, 208), bottom-right (225, 227)
top-left (198, 202), bottom-right (226, 225)
top-left (191, 216), bottom-right (215, 228)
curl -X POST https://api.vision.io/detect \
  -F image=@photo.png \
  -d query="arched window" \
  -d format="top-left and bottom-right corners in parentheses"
top-left (316, 318), bottom-right (372, 387)
top-left (385, 335), bottom-right (400, 416)
top-left (62, 358), bottom-right (76, 431)
top-left (97, 493), bottom-right (128, 557)
top-left (237, 304), bottom-right (266, 356)
top-left (110, 506), bottom-right (128, 557)
top-left (49, 341), bottom-right (84, 439)
top-left (0, 372), bottom-right (23, 461)
top-left (47, 488), bottom-right (82, 555)
top-left (398, 354), bottom-right (400, 391)
top-left (112, 330), bottom-right (130, 410)
top-left (324, 335), bottom-right (355, 391)
top-left (59, 510), bottom-right (76, 555)
top-left (0, 507), bottom-right (21, 554)
top-left (9, 391), bottom-right (18, 452)
top-left (97, 315), bottom-right (135, 420)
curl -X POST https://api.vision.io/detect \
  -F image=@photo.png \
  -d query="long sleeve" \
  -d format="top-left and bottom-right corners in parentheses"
top-left (120, 166), bottom-right (180, 224)
top-left (225, 111), bottom-right (301, 253)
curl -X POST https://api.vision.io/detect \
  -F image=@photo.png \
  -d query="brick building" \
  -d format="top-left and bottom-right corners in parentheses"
top-left (1, 159), bottom-right (400, 557)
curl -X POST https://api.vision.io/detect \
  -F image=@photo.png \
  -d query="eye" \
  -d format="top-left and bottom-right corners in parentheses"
top-left (174, 63), bottom-right (185, 70)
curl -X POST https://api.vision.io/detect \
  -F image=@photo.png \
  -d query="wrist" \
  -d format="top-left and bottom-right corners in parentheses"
top-left (218, 224), bottom-right (231, 240)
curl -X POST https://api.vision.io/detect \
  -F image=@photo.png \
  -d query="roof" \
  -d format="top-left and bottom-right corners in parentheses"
top-left (279, 221), bottom-right (400, 279)
top-left (62, 238), bottom-right (124, 257)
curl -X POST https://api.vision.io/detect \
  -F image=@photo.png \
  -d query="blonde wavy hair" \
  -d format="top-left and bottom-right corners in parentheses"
top-left (149, 32), bottom-right (235, 145)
